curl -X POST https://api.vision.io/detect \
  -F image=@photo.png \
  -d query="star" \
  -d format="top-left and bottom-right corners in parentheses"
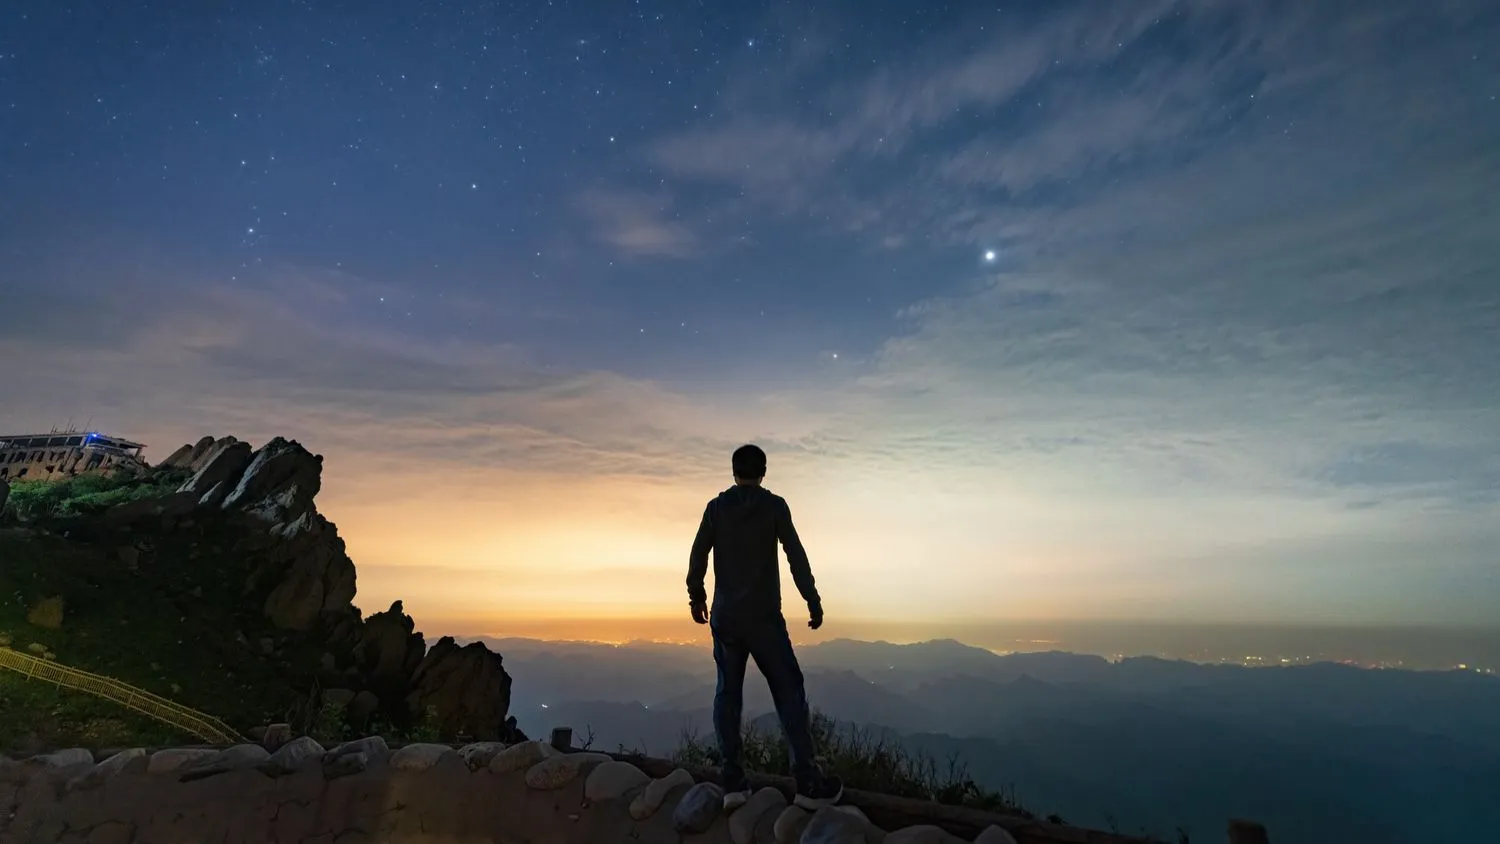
top-left (983, 250), bottom-right (997, 262)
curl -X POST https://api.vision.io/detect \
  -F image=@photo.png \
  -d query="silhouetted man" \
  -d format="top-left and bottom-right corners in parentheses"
top-left (687, 444), bottom-right (844, 812)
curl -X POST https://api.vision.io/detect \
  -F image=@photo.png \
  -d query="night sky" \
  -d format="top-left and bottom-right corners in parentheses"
top-left (2, 1), bottom-right (1497, 639)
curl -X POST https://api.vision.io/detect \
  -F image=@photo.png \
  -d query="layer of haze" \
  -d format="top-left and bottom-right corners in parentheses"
top-left (2, 1), bottom-right (1497, 636)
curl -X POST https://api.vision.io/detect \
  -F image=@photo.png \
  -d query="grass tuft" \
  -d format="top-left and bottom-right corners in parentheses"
top-left (671, 710), bottom-right (1032, 816)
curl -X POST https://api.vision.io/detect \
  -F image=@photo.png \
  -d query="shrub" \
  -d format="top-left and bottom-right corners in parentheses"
top-left (3, 469), bottom-right (190, 521)
top-left (672, 710), bottom-right (1030, 816)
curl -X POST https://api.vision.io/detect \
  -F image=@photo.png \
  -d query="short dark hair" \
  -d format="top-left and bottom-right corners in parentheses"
top-left (732, 444), bottom-right (767, 479)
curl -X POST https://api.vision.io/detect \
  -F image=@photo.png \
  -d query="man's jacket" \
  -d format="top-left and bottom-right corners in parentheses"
top-left (686, 484), bottom-right (820, 627)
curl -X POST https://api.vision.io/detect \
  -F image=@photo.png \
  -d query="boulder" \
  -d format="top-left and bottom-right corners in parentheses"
top-left (774, 806), bottom-right (813, 844)
top-left (583, 759), bottom-right (651, 801)
top-left (389, 743), bottom-right (457, 772)
top-left (324, 750), bottom-right (368, 780)
top-left (260, 723), bottom-right (293, 752)
top-left (406, 636), bottom-right (515, 741)
top-left (178, 743), bottom-right (270, 781)
top-left (258, 736), bottom-right (325, 777)
top-left (630, 767), bottom-right (695, 820)
top-left (325, 735), bottom-right (388, 761)
top-left (146, 748), bottom-right (216, 774)
top-left (67, 748), bottom-right (145, 791)
top-left (972, 827), bottom-right (1019, 844)
top-left (489, 740), bottom-right (555, 774)
top-left (523, 751), bottom-right (611, 790)
top-left (730, 787), bottom-right (788, 844)
top-left (456, 742), bottom-right (509, 771)
top-left (27, 748), bottom-right (93, 768)
top-left (800, 806), bottom-right (877, 844)
top-left (674, 782), bottom-right (725, 834)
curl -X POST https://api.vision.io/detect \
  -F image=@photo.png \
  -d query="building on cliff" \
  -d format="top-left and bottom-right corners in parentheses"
top-left (0, 429), bottom-right (146, 482)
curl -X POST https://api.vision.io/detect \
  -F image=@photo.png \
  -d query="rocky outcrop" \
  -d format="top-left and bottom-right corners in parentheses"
top-left (176, 438), bottom-right (252, 508)
top-left (253, 514), bottom-right (358, 631)
top-left (160, 435), bottom-right (243, 474)
top-left (220, 436), bottom-right (323, 533)
top-left (408, 637), bottom-right (518, 741)
top-left (354, 601), bottom-right (427, 697)
top-left (99, 434), bottom-right (517, 741)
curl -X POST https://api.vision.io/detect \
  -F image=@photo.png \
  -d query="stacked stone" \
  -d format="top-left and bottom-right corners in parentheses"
top-left (15, 736), bottom-right (1024, 844)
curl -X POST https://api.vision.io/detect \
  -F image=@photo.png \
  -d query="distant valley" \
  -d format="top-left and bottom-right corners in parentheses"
top-left (474, 636), bottom-right (1500, 844)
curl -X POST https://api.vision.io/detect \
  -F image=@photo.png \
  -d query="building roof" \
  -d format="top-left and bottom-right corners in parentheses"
top-left (0, 432), bottom-right (146, 450)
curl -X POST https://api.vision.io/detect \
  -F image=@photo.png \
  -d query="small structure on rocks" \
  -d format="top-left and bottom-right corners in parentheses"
top-left (0, 429), bottom-right (146, 482)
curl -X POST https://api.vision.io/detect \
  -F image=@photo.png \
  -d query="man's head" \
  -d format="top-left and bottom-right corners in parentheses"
top-left (732, 444), bottom-right (767, 485)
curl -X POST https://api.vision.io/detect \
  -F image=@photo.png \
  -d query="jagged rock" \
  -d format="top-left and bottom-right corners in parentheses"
top-left (353, 601), bottom-right (425, 699)
top-left (885, 825), bottom-right (963, 844)
top-left (731, 788), bottom-right (788, 844)
top-left (971, 827), bottom-right (1019, 844)
top-left (177, 439), bottom-right (252, 507)
top-left (390, 743), bottom-right (457, 772)
top-left (674, 782), bottom-right (726, 834)
top-left (323, 750), bottom-right (368, 780)
top-left (584, 760), bottom-right (650, 801)
top-left (456, 742), bottom-right (509, 771)
top-left (775, 805), bottom-right (813, 844)
top-left (489, 740), bottom-right (554, 774)
top-left (68, 749), bottom-right (146, 791)
top-left (221, 436), bottom-right (322, 531)
top-left (159, 435), bottom-right (231, 472)
top-left (27, 748), bottom-right (93, 768)
top-left (146, 748), bottom-right (216, 774)
top-left (261, 723), bottom-right (293, 752)
top-left (406, 635), bottom-right (515, 741)
top-left (524, 751), bottom-right (611, 790)
top-left (801, 805), bottom-right (875, 844)
top-left (258, 514), bottom-right (357, 631)
top-left (631, 767), bottom-right (696, 820)
top-left (178, 744), bottom-right (270, 781)
top-left (258, 736), bottom-right (325, 777)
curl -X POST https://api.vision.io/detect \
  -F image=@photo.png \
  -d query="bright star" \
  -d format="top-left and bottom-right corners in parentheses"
top-left (984, 250), bottom-right (997, 262)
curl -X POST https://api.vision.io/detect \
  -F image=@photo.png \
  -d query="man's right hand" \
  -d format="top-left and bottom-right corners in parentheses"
top-left (691, 601), bottom-right (709, 625)
top-left (808, 603), bottom-right (824, 630)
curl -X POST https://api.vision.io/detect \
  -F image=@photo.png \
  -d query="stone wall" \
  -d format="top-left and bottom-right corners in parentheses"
top-left (0, 737), bottom-right (1167, 844)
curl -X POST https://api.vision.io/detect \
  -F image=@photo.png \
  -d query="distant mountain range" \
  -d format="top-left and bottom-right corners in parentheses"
top-left (466, 635), bottom-right (1500, 844)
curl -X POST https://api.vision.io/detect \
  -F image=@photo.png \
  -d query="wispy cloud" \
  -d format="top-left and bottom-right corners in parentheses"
top-left (576, 189), bottom-right (697, 258)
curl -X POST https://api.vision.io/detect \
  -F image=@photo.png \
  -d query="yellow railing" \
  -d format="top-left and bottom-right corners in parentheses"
top-left (0, 647), bottom-right (243, 745)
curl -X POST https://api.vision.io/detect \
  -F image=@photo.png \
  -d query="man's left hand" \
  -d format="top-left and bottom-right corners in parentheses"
top-left (690, 602), bottom-right (709, 625)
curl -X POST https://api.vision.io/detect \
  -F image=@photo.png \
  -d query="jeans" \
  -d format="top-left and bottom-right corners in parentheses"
top-left (711, 614), bottom-right (818, 791)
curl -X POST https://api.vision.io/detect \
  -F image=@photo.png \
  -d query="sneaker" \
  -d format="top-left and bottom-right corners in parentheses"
top-left (793, 773), bottom-right (844, 810)
top-left (722, 788), bottom-right (753, 812)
